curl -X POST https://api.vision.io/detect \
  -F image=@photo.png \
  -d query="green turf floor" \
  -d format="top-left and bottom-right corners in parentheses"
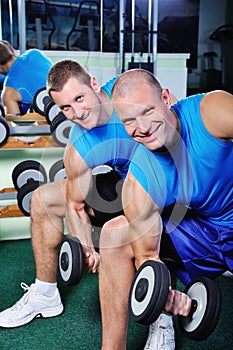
top-left (0, 239), bottom-right (232, 349)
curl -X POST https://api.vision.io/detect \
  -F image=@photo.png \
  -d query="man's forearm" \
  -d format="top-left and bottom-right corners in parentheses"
top-left (130, 224), bottom-right (162, 270)
top-left (66, 205), bottom-right (94, 249)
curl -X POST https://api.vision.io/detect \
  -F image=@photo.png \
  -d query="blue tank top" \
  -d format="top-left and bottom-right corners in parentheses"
top-left (3, 49), bottom-right (52, 109)
top-left (129, 93), bottom-right (233, 226)
top-left (69, 76), bottom-right (138, 179)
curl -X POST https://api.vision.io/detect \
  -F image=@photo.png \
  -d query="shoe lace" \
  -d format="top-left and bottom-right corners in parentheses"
top-left (12, 283), bottom-right (35, 310)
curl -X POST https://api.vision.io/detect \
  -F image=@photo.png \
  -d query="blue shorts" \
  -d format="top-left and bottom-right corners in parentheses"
top-left (163, 206), bottom-right (233, 285)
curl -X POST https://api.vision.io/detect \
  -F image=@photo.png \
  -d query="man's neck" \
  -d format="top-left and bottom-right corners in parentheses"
top-left (5, 57), bottom-right (16, 72)
top-left (99, 90), bottom-right (113, 125)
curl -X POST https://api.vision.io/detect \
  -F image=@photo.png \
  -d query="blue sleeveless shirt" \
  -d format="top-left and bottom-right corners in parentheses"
top-left (3, 49), bottom-right (52, 112)
top-left (69, 76), bottom-right (138, 179)
top-left (129, 93), bottom-right (233, 226)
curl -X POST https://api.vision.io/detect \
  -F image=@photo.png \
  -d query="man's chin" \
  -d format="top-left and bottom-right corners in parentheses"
top-left (136, 139), bottom-right (164, 152)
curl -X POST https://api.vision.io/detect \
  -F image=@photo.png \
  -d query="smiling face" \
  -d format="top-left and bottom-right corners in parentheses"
top-left (50, 76), bottom-right (104, 130)
top-left (113, 82), bottom-right (178, 151)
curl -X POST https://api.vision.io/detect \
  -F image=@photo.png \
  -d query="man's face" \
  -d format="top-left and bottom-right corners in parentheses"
top-left (113, 83), bottom-right (175, 151)
top-left (51, 77), bottom-right (102, 130)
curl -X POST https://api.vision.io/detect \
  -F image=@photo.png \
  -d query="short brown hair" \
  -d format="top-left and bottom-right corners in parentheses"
top-left (47, 60), bottom-right (92, 96)
top-left (0, 40), bottom-right (14, 65)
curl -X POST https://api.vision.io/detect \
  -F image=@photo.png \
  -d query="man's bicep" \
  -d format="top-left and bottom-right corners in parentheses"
top-left (122, 171), bottom-right (160, 229)
top-left (64, 145), bottom-right (93, 207)
top-left (122, 171), bottom-right (163, 264)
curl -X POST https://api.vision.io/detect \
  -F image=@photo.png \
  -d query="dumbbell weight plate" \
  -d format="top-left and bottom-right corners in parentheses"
top-left (0, 116), bottom-right (10, 147)
top-left (0, 103), bottom-right (5, 118)
top-left (178, 276), bottom-right (222, 341)
top-left (58, 236), bottom-right (84, 286)
top-left (50, 113), bottom-right (73, 148)
top-left (49, 159), bottom-right (67, 182)
top-left (17, 181), bottom-right (44, 216)
top-left (12, 160), bottom-right (47, 191)
top-left (128, 260), bottom-right (171, 325)
top-left (44, 100), bottom-right (62, 125)
top-left (32, 87), bottom-right (51, 116)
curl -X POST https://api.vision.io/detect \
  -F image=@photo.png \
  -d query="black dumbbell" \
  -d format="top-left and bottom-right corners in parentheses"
top-left (0, 114), bottom-right (51, 147)
top-left (49, 159), bottom-right (67, 182)
top-left (12, 160), bottom-right (47, 216)
top-left (0, 103), bottom-right (5, 118)
top-left (44, 100), bottom-right (63, 125)
top-left (128, 260), bottom-right (222, 341)
top-left (31, 87), bottom-right (52, 116)
top-left (0, 116), bottom-right (10, 146)
top-left (58, 236), bottom-right (84, 286)
top-left (50, 113), bottom-right (73, 147)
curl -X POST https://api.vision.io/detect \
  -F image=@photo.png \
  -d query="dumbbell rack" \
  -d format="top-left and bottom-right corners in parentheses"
top-left (2, 112), bottom-right (60, 149)
top-left (0, 112), bottom-right (63, 223)
top-left (0, 187), bottom-right (23, 218)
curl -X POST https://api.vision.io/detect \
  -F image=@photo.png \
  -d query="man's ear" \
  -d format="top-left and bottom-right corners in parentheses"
top-left (162, 88), bottom-right (178, 108)
top-left (90, 76), bottom-right (101, 92)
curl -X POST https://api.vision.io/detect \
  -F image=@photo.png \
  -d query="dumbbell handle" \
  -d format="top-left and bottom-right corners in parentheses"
top-left (189, 299), bottom-right (198, 317)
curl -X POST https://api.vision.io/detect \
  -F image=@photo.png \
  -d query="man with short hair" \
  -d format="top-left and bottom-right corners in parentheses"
top-left (102, 68), bottom-right (233, 348)
top-left (0, 61), bottom-right (177, 350)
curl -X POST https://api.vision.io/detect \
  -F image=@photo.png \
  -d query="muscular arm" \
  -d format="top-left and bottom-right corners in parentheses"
top-left (123, 171), bottom-right (192, 316)
top-left (201, 90), bottom-right (233, 139)
top-left (64, 141), bottom-right (99, 272)
top-left (1, 86), bottom-right (22, 115)
top-left (122, 170), bottom-right (163, 270)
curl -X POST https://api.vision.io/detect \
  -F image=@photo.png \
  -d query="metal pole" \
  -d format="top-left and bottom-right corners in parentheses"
top-left (100, 0), bottom-right (103, 53)
top-left (99, 0), bottom-right (103, 83)
top-left (0, 0), bottom-right (2, 40)
top-left (152, 0), bottom-right (158, 75)
top-left (9, 0), bottom-right (14, 45)
top-left (131, 0), bottom-right (135, 63)
top-left (17, 0), bottom-right (26, 53)
top-left (147, 0), bottom-right (152, 63)
top-left (119, 0), bottom-right (126, 73)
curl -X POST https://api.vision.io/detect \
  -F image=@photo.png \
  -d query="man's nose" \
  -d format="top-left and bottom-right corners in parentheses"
top-left (134, 116), bottom-right (149, 131)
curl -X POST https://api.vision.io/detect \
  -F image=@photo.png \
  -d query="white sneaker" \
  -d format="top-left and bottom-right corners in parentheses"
top-left (223, 271), bottom-right (233, 278)
top-left (144, 313), bottom-right (175, 350)
top-left (0, 282), bottom-right (64, 328)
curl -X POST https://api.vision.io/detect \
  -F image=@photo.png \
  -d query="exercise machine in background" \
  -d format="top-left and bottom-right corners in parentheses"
top-left (119, 0), bottom-right (158, 75)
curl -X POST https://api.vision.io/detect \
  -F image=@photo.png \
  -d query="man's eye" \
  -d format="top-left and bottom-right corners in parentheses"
top-left (124, 119), bottom-right (134, 125)
top-left (145, 108), bottom-right (153, 115)
top-left (76, 95), bottom-right (84, 102)
top-left (62, 106), bottom-right (70, 112)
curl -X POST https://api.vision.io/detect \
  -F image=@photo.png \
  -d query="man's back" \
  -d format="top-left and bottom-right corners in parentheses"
top-left (3, 49), bottom-right (52, 113)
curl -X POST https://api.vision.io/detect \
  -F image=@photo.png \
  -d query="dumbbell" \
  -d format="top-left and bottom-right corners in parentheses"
top-left (49, 159), bottom-right (67, 182)
top-left (31, 87), bottom-right (52, 116)
top-left (58, 236), bottom-right (84, 285)
top-left (0, 103), bottom-right (5, 118)
top-left (42, 94), bottom-right (73, 147)
top-left (44, 99), bottom-right (63, 125)
top-left (12, 160), bottom-right (47, 216)
top-left (0, 115), bottom-right (52, 147)
top-left (128, 260), bottom-right (222, 341)
top-left (39, 96), bottom-right (73, 148)
top-left (0, 116), bottom-right (10, 146)
top-left (50, 112), bottom-right (73, 148)
top-left (0, 113), bottom-right (70, 148)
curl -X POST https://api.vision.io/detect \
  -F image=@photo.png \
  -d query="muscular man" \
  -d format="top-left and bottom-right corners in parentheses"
top-left (102, 68), bottom-right (233, 347)
top-left (0, 61), bottom-right (177, 350)
top-left (0, 40), bottom-right (52, 115)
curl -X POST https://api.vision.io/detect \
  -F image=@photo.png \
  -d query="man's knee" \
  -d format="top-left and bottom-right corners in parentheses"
top-left (30, 184), bottom-right (53, 218)
top-left (100, 215), bottom-right (130, 251)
